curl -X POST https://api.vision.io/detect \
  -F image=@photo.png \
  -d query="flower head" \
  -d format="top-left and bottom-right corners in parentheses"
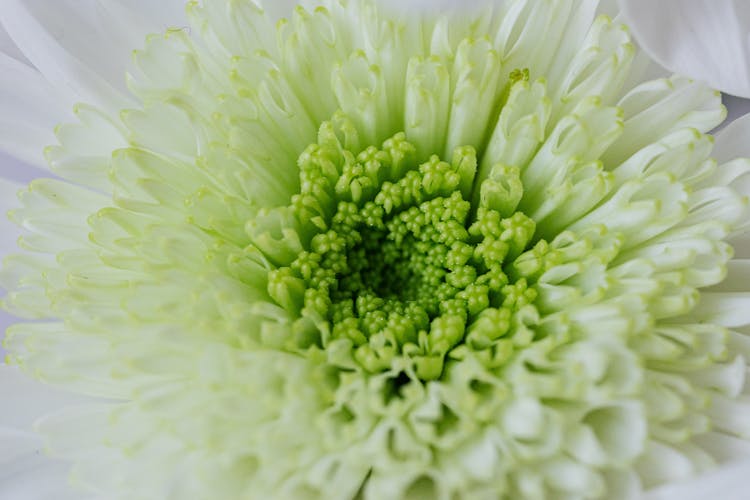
top-left (2, 1), bottom-right (750, 499)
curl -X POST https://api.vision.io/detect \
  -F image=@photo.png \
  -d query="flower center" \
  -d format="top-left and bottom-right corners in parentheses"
top-left (263, 113), bottom-right (548, 380)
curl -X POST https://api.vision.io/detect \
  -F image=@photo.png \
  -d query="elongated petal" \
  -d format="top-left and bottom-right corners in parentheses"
top-left (0, 430), bottom-right (86, 500)
top-left (723, 95), bottom-right (750, 129)
top-left (0, 10), bottom-right (27, 64)
top-left (0, 53), bottom-right (71, 169)
top-left (714, 113), bottom-right (750, 258)
top-left (0, 365), bottom-right (91, 432)
top-left (0, 177), bottom-right (23, 258)
top-left (0, 151), bottom-right (48, 185)
top-left (0, 0), bottom-right (188, 175)
top-left (0, 366), bottom-right (97, 498)
top-left (261, 0), bottom-right (303, 20)
top-left (714, 112), bottom-right (750, 163)
top-left (377, 0), bottom-right (489, 12)
top-left (0, 0), bottom-right (186, 112)
top-left (97, 0), bottom-right (187, 38)
top-left (0, 0), bottom-right (132, 110)
top-left (644, 459), bottom-right (750, 500)
top-left (0, 177), bottom-right (22, 351)
top-left (618, 0), bottom-right (750, 98)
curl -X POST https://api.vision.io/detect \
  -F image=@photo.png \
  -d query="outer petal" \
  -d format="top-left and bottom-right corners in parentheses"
top-left (722, 95), bottom-right (750, 130)
top-left (0, 13), bottom-right (27, 64)
top-left (643, 459), bottom-right (750, 500)
top-left (0, 152), bottom-right (47, 185)
top-left (261, 0), bottom-right (304, 20)
top-left (0, 177), bottom-right (20, 357)
top-left (0, 53), bottom-right (72, 169)
top-left (0, 365), bottom-right (96, 499)
top-left (0, 430), bottom-right (89, 500)
top-left (662, 81), bottom-right (750, 500)
top-left (714, 111), bottom-right (750, 163)
top-left (377, 0), bottom-right (491, 12)
top-left (0, 365), bottom-right (91, 432)
top-left (0, 0), bottom-right (186, 108)
top-left (0, 177), bottom-right (23, 262)
top-left (0, 18), bottom-right (56, 177)
top-left (98, 0), bottom-right (188, 36)
top-left (0, 0), bottom-right (134, 110)
top-left (618, 0), bottom-right (750, 98)
top-left (714, 111), bottom-right (750, 256)
top-left (0, 0), bottom-right (186, 172)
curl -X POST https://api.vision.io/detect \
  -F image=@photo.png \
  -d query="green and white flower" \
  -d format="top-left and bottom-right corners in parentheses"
top-left (2, 0), bottom-right (750, 499)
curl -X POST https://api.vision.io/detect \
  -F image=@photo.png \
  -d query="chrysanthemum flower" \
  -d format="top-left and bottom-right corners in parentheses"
top-left (2, 0), bottom-right (750, 499)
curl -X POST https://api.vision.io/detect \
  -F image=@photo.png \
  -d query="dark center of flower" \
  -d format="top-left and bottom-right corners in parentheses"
top-left (262, 113), bottom-right (551, 381)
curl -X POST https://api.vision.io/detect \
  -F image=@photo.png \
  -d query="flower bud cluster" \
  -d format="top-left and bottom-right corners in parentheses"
top-left (268, 122), bottom-right (546, 379)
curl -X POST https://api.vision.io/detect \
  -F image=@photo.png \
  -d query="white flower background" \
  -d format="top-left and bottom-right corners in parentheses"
top-left (1, 0), bottom-right (750, 498)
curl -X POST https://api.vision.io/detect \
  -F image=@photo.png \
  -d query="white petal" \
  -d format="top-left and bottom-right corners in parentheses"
top-left (722, 95), bottom-right (750, 131)
top-left (711, 260), bottom-right (750, 292)
top-left (0, 178), bottom-right (22, 357)
top-left (0, 0), bottom-right (185, 167)
top-left (0, 366), bottom-right (97, 499)
top-left (596, 0), bottom-right (618, 18)
top-left (0, 0), bottom-right (186, 113)
top-left (0, 309), bottom-right (15, 357)
top-left (0, 365), bottom-right (90, 432)
top-left (97, 0), bottom-right (187, 38)
top-left (643, 459), bottom-right (750, 500)
top-left (0, 177), bottom-right (23, 258)
top-left (0, 427), bottom-right (92, 500)
top-left (0, 0), bottom-right (128, 110)
top-left (260, 0), bottom-right (303, 20)
top-left (376, 0), bottom-right (489, 13)
top-left (696, 432), bottom-right (750, 463)
top-left (714, 112), bottom-right (750, 163)
top-left (0, 53), bottom-right (71, 169)
top-left (690, 293), bottom-right (750, 327)
top-left (0, 151), bottom-right (48, 185)
top-left (618, 0), bottom-right (750, 98)
top-left (0, 9), bottom-right (28, 64)
top-left (714, 112), bottom-right (750, 257)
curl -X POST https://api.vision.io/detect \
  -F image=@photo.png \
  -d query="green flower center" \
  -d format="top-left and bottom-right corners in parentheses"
top-left (264, 113), bottom-right (552, 380)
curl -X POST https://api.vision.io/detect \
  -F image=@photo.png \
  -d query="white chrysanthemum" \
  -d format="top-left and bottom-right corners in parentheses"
top-left (2, 1), bottom-right (750, 499)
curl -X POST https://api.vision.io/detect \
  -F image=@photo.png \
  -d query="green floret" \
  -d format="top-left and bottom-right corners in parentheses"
top-left (265, 119), bottom-right (558, 380)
